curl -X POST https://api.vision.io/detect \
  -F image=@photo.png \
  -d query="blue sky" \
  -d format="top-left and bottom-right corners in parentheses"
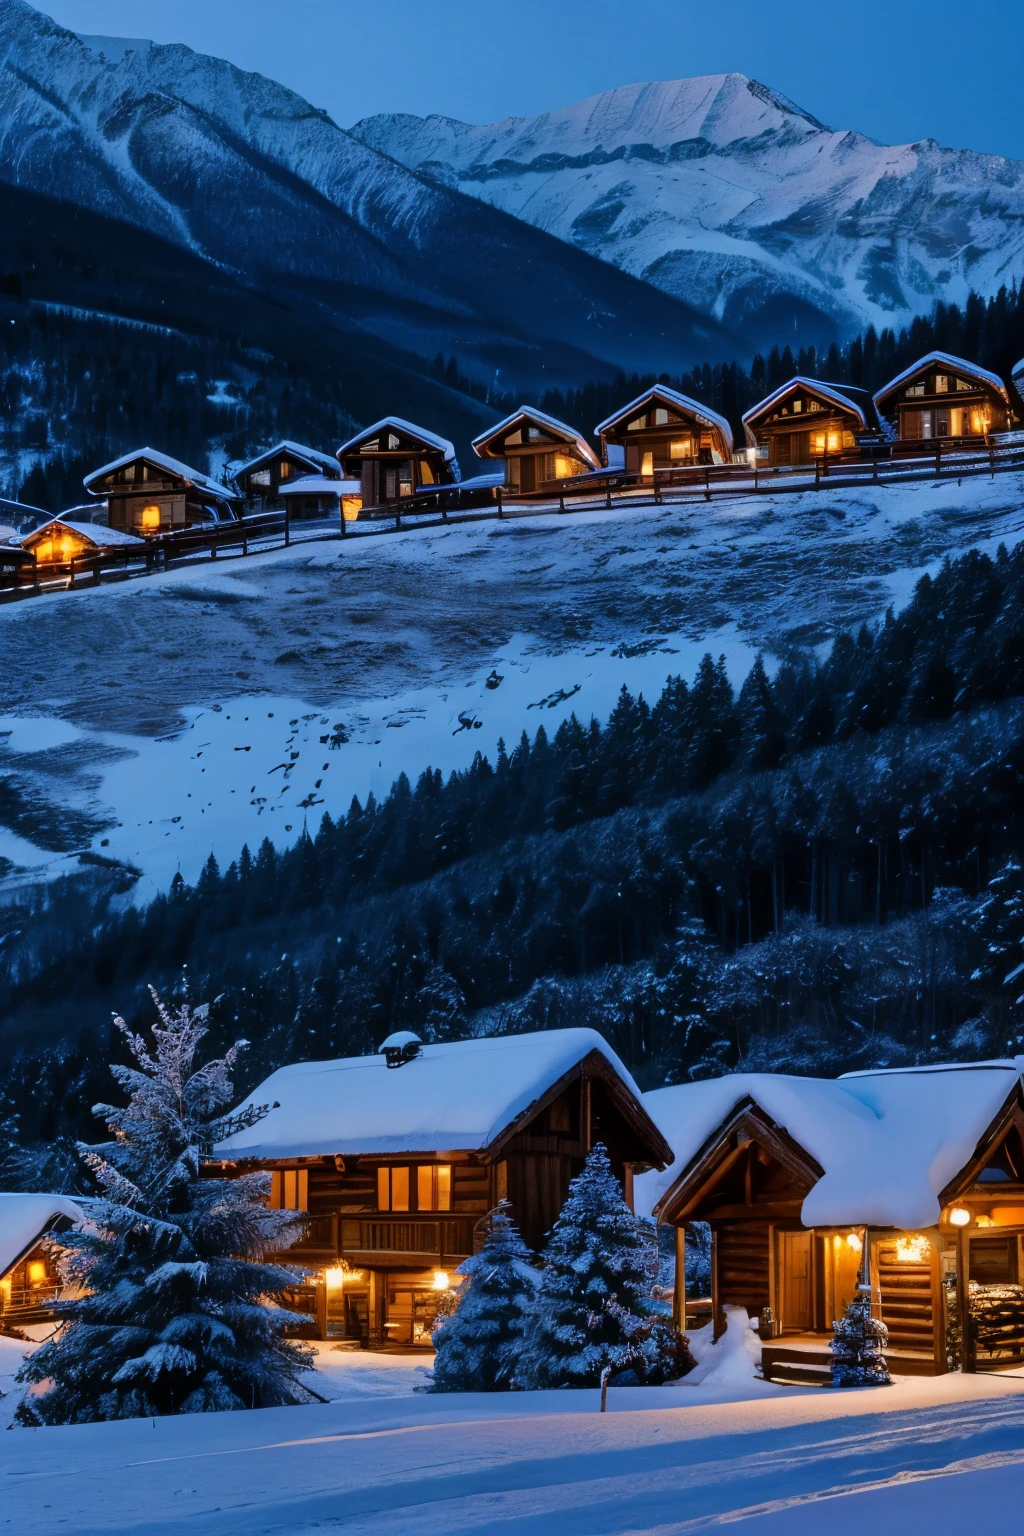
top-left (43, 0), bottom-right (1024, 158)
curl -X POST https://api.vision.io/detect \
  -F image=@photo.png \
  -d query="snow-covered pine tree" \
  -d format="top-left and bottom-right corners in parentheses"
top-left (830, 1288), bottom-right (891, 1387)
top-left (515, 1143), bottom-right (682, 1390)
top-left (17, 987), bottom-right (314, 1424)
top-left (429, 1201), bottom-right (537, 1391)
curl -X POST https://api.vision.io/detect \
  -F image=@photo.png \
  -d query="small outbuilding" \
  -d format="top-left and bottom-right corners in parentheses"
top-left (211, 1028), bottom-right (671, 1348)
top-left (0, 1193), bottom-right (85, 1330)
top-left (337, 419), bottom-right (459, 511)
top-left (873, 352), bottom-right (1011, 446)
top-left (640, 1061), bottom-right (1024, 1382)
top-left (471, 406), bottom-right (600, 494)
top-left (742, 378), bottom-right (882, 465)
top-left (595, 385), bottom-right (733, 477)
top-left (18, 518), bottom-right (146, 566)
top-left (233, 442), bottom-right (341, 507)
top-left (83, 448), bottom-right (239, 535)
top-left (278, 476), bottom-right (363, 523)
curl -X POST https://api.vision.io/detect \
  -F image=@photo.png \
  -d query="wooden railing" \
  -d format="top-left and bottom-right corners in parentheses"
top-left (287, 1212), bottom-right (475, 1260)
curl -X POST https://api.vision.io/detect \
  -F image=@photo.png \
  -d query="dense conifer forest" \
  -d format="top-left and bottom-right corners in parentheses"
top-left (3, 540), bottom-right (1024, 1186)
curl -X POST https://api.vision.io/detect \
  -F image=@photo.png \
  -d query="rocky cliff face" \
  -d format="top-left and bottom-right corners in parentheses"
top-left (353, 75), bottom-right (1024, 350)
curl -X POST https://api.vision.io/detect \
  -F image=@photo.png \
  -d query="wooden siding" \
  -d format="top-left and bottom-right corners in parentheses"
top-left (715, 1222), bottom-right (770, 1320)
top-left (875, 1239), bottom-right (938, 1360)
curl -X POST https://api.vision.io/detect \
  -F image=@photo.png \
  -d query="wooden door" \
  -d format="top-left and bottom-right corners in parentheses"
top-left (780, 1230), bottom-right (812, 1332)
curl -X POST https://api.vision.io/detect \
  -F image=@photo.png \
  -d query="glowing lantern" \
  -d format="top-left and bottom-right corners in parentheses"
top-left (27, 1260), bottom-right (47, 1286)
top-left (141, 504), bottom-right (162, 531)
top-left (323, 1267), bottom-right (345, 1290)
top-left (432, 1270), bottom-right (450, 1291)
top-left (949, 1207), bottom-right (971, 1228)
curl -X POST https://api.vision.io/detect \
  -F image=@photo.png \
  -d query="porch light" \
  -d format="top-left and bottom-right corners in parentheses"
top-left (432, 1270), bottom-right (450, 1291)
top-left (949, 1207), bottom-right (971, 1227)
top-left (846, 1232), bottom-right (863, 1253)
top-left (324, 1267), bottom-right (345, 1290)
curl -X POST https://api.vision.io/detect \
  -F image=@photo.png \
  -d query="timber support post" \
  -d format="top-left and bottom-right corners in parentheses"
top-left (284, 500), bottom-right (291, 547)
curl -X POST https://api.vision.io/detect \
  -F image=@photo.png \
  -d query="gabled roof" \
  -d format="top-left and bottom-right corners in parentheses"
top-left (0, 1193), bottom-right (86, 1277)
top-left (19, 518), bottom-right (146, 549)
top-left (214, 1028), bottom-right (669, 1164)
top-left (472, 406), bottom-right (601, 469)
top-left (594, 385), bottom-right (734, 454)
top-left (83, 448), bottom-right (236, 502)
top-left (742, 377), bottom-right (879, 444)
top-left (873, 352), bottom-right (1010, 411)
top-left (277, 476), bottom-right (361, 497)
top-left (234, 441), bottom-right (341, 479)
top-left (336, 417), bottom-right (457, 464)
top-left (638, 1059), bottom-right (1024, 1231)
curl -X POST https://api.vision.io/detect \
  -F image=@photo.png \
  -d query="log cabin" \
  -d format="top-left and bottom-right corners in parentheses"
top-left (0, 1194), bottom-right (85, 1332)
top-left (336, 419), bottom-right (459, 512)
top-left (640, 1062), bottom-right (1024, 1383)
top-left (471, 406), bottom-right (600, 494)
top-left (278, 476), bottom-right (363, 523)
top-left (18, 518), bottom-right (146, 566)
top-left (742, 379), bottom-right (882, 466)
top-left (595, 386), bottom-right (733, 477)
top-left (873, 352), bottom-right (1012, 449)
top-left (212, 1028), bottom-right (671, 1348)
top-left (82, 448), bottom-right (239, 535)
top-left (233, 442), bottom-right (341, 508)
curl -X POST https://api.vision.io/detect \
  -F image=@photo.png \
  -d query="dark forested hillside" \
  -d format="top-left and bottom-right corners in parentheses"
top-left (3, 540), bottom-right (1024, 1184)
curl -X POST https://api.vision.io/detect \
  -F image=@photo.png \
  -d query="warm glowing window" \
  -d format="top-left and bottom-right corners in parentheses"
top-left (935, 374), bottom-right (949, 394)
top-left (378, 1166), bottom-right (410, 1211)
top-left (270, 1169), bottom-right (308, 1210)
top-left (626, 415), bottom-right (646, 431)
top-left (27, 1260), bottom-right (48, 1286)
top-left (792, 398), bottom-right (803, 413)
top-left (280, 461), bottom-right (291, 478)
top-left (416, 1165), bottom-right (452, 1211)
top-left (141, 504), bottom-right (162, 531)
top-left (669, 438), bottom-right (692, 460)
top-left (955, 378), bottom-right (972, 392)
top-left (641, 451), bottom-right (654, 478)
top-left (419, 461), bottom-right (435, 485)
top-left (970, 408), bottom-right (989, 434)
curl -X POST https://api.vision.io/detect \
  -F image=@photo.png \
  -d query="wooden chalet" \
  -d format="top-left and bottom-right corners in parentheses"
top-left (18, 517), bottom-right (146, 566)
top-left (336, 418), bottom-right (459, 512)
top-left (641, 1062), bottom-right (1024, 1383)
top-left (0, 1194), bottom-right (85, 1332)
top-left (212, 1028), bottom-right (671, 1349)
top-left (595, 385), bottom-right (733, 477)
top-left (278, 476), bottom-right (363, 523)
top-left (82, 448), bottom-right (239, 535)
top-left (233, 442), bottom-right (341, 508)
top-left (471, 406), bottom-right (600, 494)
top-left (873, 352), bottom-right (1012, 448)
top-left (742, 378), bottom-right (882, 466)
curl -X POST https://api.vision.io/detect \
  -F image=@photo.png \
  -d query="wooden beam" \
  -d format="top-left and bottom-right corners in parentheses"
top-left (675, 1225), bottom-right (686, 1332)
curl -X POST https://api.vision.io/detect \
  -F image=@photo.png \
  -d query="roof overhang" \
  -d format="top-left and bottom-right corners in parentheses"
top-left (873, 352), bottom-right (1010, 412)
top-left (742, 378), bottom-right (869, 446)
top-left (337, 417), bottom-right (456, 464)
top-left (594, 385), bottom-right (734, 454)
top-left (939, 1079), bottom-right (1024, 1204)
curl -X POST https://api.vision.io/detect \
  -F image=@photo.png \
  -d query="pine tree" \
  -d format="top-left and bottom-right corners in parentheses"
top-left (515, 1144), bottom-right (665, 1390)
top-left (429, 1202), bottom-right (537, 1391)
top-left (17, 987), bottom-right (314, 1424)
top-left (830, 1289), bottom-right (891, 1387)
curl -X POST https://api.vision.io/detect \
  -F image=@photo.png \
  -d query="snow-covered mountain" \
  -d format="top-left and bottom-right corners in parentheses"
top-left (354, 76), bottom-right (1024, 349)
top-left (0, 1), bottom-right (738, 396)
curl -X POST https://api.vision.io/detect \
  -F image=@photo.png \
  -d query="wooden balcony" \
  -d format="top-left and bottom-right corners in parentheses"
top-left (286, 1213), bottom-right (476, 1264)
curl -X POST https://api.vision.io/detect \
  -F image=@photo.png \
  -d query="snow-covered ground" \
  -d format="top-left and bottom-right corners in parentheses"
top-left (2, 1326), bottom-right (1024, 1533)
top-left (3, 472), bottom-right (1024, 897)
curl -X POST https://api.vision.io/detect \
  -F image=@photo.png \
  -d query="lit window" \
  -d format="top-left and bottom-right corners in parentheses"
top-left (669, 438), bottom-right (691, 460)
top-left (416, 1165), bottom-right (452, 1211)
top-left (955, 378), bottom-right (972, 392)
top-left (640, 451), bottom-right (654, 478)
top-left (626, 415), bottom-right (646, 431)
top-left (653, 407), bottom-right (669, 425)
top-left (141, 505), bottom-right (162, 531)
top-left (27, 1260), bottom-right (48, 1286)
top-left (935, 374), bottom-right (949, 393)
top-left (270, 1169), bottom-right (308, 1210)
top-left (792, 399), bottom-right (803, 414)
top-left (378, 1166), bottom-right (410, 1211)
top-left (970, 408), bottom-right (989, 434)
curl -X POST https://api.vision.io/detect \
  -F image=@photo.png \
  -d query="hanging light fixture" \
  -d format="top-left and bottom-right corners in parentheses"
top-left (432, 1270), bottom-right (450, 1291)
top-left (949, 1207), bottom-right (971, 1228)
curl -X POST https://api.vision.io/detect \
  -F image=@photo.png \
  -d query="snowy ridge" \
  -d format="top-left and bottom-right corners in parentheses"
top-left (637, 1060), bottom-right (1024, 1229)
top-left (354, 75), bottom-right (1024, 345)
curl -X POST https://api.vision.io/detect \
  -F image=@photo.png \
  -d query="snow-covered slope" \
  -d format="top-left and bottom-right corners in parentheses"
top-left (354, 75), bottom-right (1024, 348)
top-left (0, 2), bottom-right (738, 385)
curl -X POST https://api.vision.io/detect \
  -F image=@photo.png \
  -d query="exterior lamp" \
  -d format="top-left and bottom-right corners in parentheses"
top-left (324, 1267), bottom-right (345, 1290)
top-left (949, 1207), bottom-right (971, 1228)
top-left (846, 1232), bottom-right (863, 1253)
top-left (432, 1270), bottom-right (450, 1291)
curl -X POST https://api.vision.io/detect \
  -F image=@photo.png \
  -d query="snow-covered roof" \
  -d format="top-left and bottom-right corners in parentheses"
top-left (0, 1193), bottom-right (86, 1276)
top-left (742, 377), bottom-right (876, 444)
top-left (873, 352), bottom-right (1010, 411)
top-left (19, 519), bottom-right (146, 549)
top-left (83, 448), bottom-right (236, 502)
top-left (1013, 359), bottom-right (1024, 381)
top-left (471, 406), bottom-right (601, 469)
top-left (336, 418), bottom-right (457, 464)
top-left (594, 386), bottom-right (734, 454)
top-left (277, 476), bottom-right (361, 497)
top-left (215, 1028), bottom-right (646, 1161)
top-left (637, 1061), bottom-right (1024, 1231)
top-left (234, 441), bottom-right (341, 478)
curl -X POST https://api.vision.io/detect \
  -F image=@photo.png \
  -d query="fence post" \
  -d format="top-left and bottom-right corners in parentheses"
top-left (496, 486), bottom-right (503, 520)
top-left (606, 485), bottom-right (612, 510)
top-left (395, 504), bottom-right (401, 531)
top-left (815, 460), bottom-right (821, 488)
top-left (754, 460), bottom-right (758, 492)
top-left (989, 440), bottom-right (996, 477)
top-left (704, 465), bottom-right (711, 502)
top-left (936, 443), bottom-right (941, 477)
top-left (284, 500), bottom-right (291, 547)
top-left (240, 504), bottom-right (248, 557)
top-left (559, 491), bottom-right (566, 514)
top-left (68, 557), bottom-right (75, 590)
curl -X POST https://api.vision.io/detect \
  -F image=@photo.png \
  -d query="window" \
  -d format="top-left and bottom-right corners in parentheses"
top-left (378, 1166), bottom-right (410, 1211)
top-left (970, 407), bottom-right (989, 434)
top-left (387, 433), bottom-right (400, 450)
top-left (906, 382), bottom-right (926, 397)
top-left (669, 438), bottom-right (692, 460)
top-left (936, 374), bottom-right (949, 393)
top-left (280, 460), bottom-right (292, 478)
top-left (640, 450), bottom-right (654, 478)
top-left (792, 398), bottom-right (803, 413)
top-left (505, 429), bottom-right (522, 446)
top-left (398, 461), bottom-right (414, 497)
top-left (419, 461), bottom-right (435, 485)
top-left (363, 438), bottom-right (380, 451)
top-left (416, 1165), bottom-right (452, 1211)
top-left (140, 504), bottom-right (162, 531)
top-left (626, 415), bottom-right (646, 431)
top-left (270, 1169), bottom-right (308, 1210)
top-left (955, 378), bottom-right (973, 392)
top-left (528, 426), bottom-right (543, 440)
top-left (653, 407), bottom-right (669, 425)
top-left (251, 468), bottom-right (271, 487)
